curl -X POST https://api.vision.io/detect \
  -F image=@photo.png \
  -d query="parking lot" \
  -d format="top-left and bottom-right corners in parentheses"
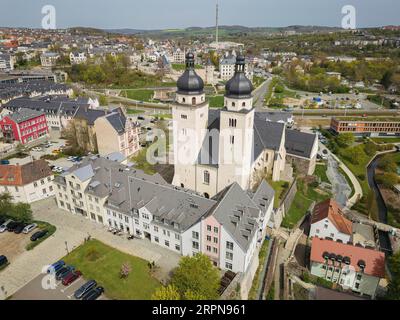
top-left (11, 273), bottom-right (107, 300)
top-left (0, 231), bottom-right (30, 263)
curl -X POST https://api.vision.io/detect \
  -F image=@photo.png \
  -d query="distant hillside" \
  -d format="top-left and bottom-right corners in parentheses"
top-left (68, 27), bottom-right (107, 35)
top-left (105, 25), bottom-right (343, 38)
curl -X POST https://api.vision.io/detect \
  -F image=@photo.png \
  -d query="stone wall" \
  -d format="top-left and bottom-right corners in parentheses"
top-left (287, 155), bottom-right (315, 176)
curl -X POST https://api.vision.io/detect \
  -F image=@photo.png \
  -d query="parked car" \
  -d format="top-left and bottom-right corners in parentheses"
top-left (0, 217), bottom-right (5, 225)
top-left (47, 260), bottom-right (65, 274)
top-left (74, 280), bottom-right (97, 299)
top-left (6, 221), bottom-right (19, 232)
top-left (62, 270), bottom-right (82, 286)
top-left (0, 160), bottom-right (10, 165)
top-left (31, 147), bottom-right (42, 152)
top-left (0, 255), bottom-right (8, 268)
top-left (14, 223), bottom-right (27, 234)
top-left (30, 230), bottom-right (48, 241)
top-left (82, 286), bottom-right (104, 300)
top-left (55, 266), bottom-right (75, 281)
top-left (0, 220), bottom-right (12, 233)
top-left (23, 223), bottom-right (38, 234)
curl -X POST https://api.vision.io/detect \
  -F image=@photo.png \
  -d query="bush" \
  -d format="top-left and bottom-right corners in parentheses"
top-left (357, 173), bottom-right (366, 181)
top-left (25, 221), bottom-right (56, 251)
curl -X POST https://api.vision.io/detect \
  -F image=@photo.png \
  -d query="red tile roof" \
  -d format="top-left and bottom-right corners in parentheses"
top-left (0, 160), bottom-right (52, 186)
top-left (310, 237), bottom-right (385, 278)
top-left (311, 199), bottom-right (352, 235)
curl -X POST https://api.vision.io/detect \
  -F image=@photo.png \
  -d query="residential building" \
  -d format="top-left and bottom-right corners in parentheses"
top-left (69, 52), bottom-right (87, 64)
top-left (94, 109), bottom-right (140, 158)
top-left (172, 48), bottom-right (185, 64)
top-left (310, 237), bottom-right (385, 299)
top-left (40, 52), bottom-right (59, 68)
top-left (0, 109), bottom-right (49, 144)
top-left (0, 53), bottom-right (14, 71)
top-left (331, 117), bottom-right (400, 136)
top-left (309, 199), bottom-right (353, 243)
top-left (53, 155), bottom-right (275, 274)
top-left (220, 52), bottom-right (253, 81)
top-left (0, 160), bottom-right (55, 203)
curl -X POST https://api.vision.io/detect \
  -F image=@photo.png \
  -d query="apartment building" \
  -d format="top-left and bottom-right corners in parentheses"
top-left (69, 52), bottom-right (87, 64)
top-left (0, 160), bottom-right (55, 203)
top-left (40, 52), bottom-right (60, 68)
top-left (310, 237), bottom-right (385, 299)
top-left (0, 109), bottom-right (49, 144)
top-left (53, 156), bottom-right (275, 274)
top-left (94, 110), bottom-right (140, 158)
top-left (331, 117), bottom-right (400, 136)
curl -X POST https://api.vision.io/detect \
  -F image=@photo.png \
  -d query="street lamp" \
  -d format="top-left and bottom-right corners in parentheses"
top-left (65, 241), bottom-right (69, 254)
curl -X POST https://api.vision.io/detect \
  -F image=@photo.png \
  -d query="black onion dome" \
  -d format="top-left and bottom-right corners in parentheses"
top-left (177, 52), bottom-right (204, 95)
top-left (225, 55), bottom-right (253, 99)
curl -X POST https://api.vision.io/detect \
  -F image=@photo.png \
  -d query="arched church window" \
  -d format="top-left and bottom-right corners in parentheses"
top-left (242, 102), bottom-right (246, 107)
top-left (232, 102), bottom-right (236, 107)
top-left (182, 97), bottom-right (186, 103)
top-left (192, 97), bottom-right (196, 105)
top-left (204, 193), bottom-right (210, 199)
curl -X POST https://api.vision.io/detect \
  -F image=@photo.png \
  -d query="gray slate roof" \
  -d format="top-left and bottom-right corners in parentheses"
top-left (8, 108), bottom-right (45, 123)
top-left (285, 129), bottom-right (317, 159)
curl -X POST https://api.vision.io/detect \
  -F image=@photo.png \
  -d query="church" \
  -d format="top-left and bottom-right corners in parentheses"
top-left (172, 52), bottom-right (318, 198)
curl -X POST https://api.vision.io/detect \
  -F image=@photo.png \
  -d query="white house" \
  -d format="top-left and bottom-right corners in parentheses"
top-left (310, 199), bottom-right (353, 243)
top-left (0, 160), bottom-right (55, 203)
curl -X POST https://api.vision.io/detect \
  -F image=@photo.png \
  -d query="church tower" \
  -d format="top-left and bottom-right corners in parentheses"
top-left (172, 52), bottom-right (209, 190)
top-left (217, 55), bottom-right (255, 191)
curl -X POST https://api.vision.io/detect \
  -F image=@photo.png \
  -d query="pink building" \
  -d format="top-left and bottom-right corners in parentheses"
top-left (0, 109), bottom-right (49, 145)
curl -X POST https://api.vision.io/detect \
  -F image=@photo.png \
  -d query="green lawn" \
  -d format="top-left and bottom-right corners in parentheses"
top-left (371, 137), bottom-right (400, 144)
top-left (152, 113), bottom-right (172, 119)
top-left (120, 89), bottom-right (154, 101)
top-left (208, 95), bottom-right (225, 108)
top-left (63, 239), bottom-right (161, 300)
top-left (172, 63), bottom-right (203, 71)
top-left (126, 108), bottom-right (145, 115)
top-left (268, 180), bottom-right (290, 208)
top-left (314, 164), bottom-right (330, 184)
top-left (282, 179), bottom-right (331, 229)
top-left (248, 240), bottom-right (270, 300)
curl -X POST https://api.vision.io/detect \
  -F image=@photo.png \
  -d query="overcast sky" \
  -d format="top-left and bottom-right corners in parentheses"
top-left (1, 0), bottom-right (399, 29)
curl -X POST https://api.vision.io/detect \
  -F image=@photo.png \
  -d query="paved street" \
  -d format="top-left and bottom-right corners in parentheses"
top-left (0, 197), bottom-right (179, 300)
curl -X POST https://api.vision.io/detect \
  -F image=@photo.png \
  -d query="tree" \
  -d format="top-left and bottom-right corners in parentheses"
top-left (0, 192), bottom-right (13, 217)
top-left (376, 172), bottom-right (399, 188)
top-left (9, 202), bottom-right (32, 223)
top-left (171, 254), bottom-right (220, 300)
top-left (378, 155), bottom-right (398, 173)
top-left (120, 262), bottom-right (132, 279)
top-left (386, 252), bottom-right (400, 299)
top-left (98, 95), bottom-right (108, 106)
top-left (336, 133), bottom-right (355, 148)
top-left (364, 141), bottom-right (377, 156)
top-left (183, 290), bottom-right (207, 300)
top-left (151, 285), bottom-right (180, 300)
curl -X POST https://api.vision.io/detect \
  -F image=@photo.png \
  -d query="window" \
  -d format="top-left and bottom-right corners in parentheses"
top-left (242, 102), bottom-right (246, 107)
top-left (324, 224), bottom-right (328, 229)
top-left (230, 135), bottom-right (235, 145)
top-left (226, 241), bottom-right (234, 250)
top-left (229, 118), bottom-right (237, 128)
top-left (225, 263), bottom-right (233, 270)
top-left (316, 229), bottom-right (320, 234)
top-left (192, 231), bottom-right (199, 240)
top-left (214, 226), bottom-right (218, 233)
top-left (356, 274), bottom-right (362, 281)
top-left (181, 114), bottom-right (187, 119)
top-left (213, 237), bottom-right (218, 244)
top-left (175, 233), bottom-right (180, 240)
top-left (207, 235), bottom-right (211, 242)
top-left (203, 171), bottom-right (210, 185)
top-left (207, 225), bottom-right (211, 232)
top-left (175, 244), bottom-right (180, 251)
top-left (154, 237), bottom-right (159, 243)
top-left (134, 219), bottom-right (139, 225)
top-left (165, 240), bottom-right (170, 247)
top-left (226, 252), bottom-right (233, 260)
top-left (154, 226), bottom-right (159, 232)
top-left (206, 245), bottom-right (211, 252)
top-left (192, 241), bottom-right (199, 250)
top-left (192, 97), bottom-right (196, 105)
top-left (355, 283), bottom-right (360, 289)
top-left (213, 247), bottom-right (218, 254)
top-left (330, 233), bottom-right (334, 238)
